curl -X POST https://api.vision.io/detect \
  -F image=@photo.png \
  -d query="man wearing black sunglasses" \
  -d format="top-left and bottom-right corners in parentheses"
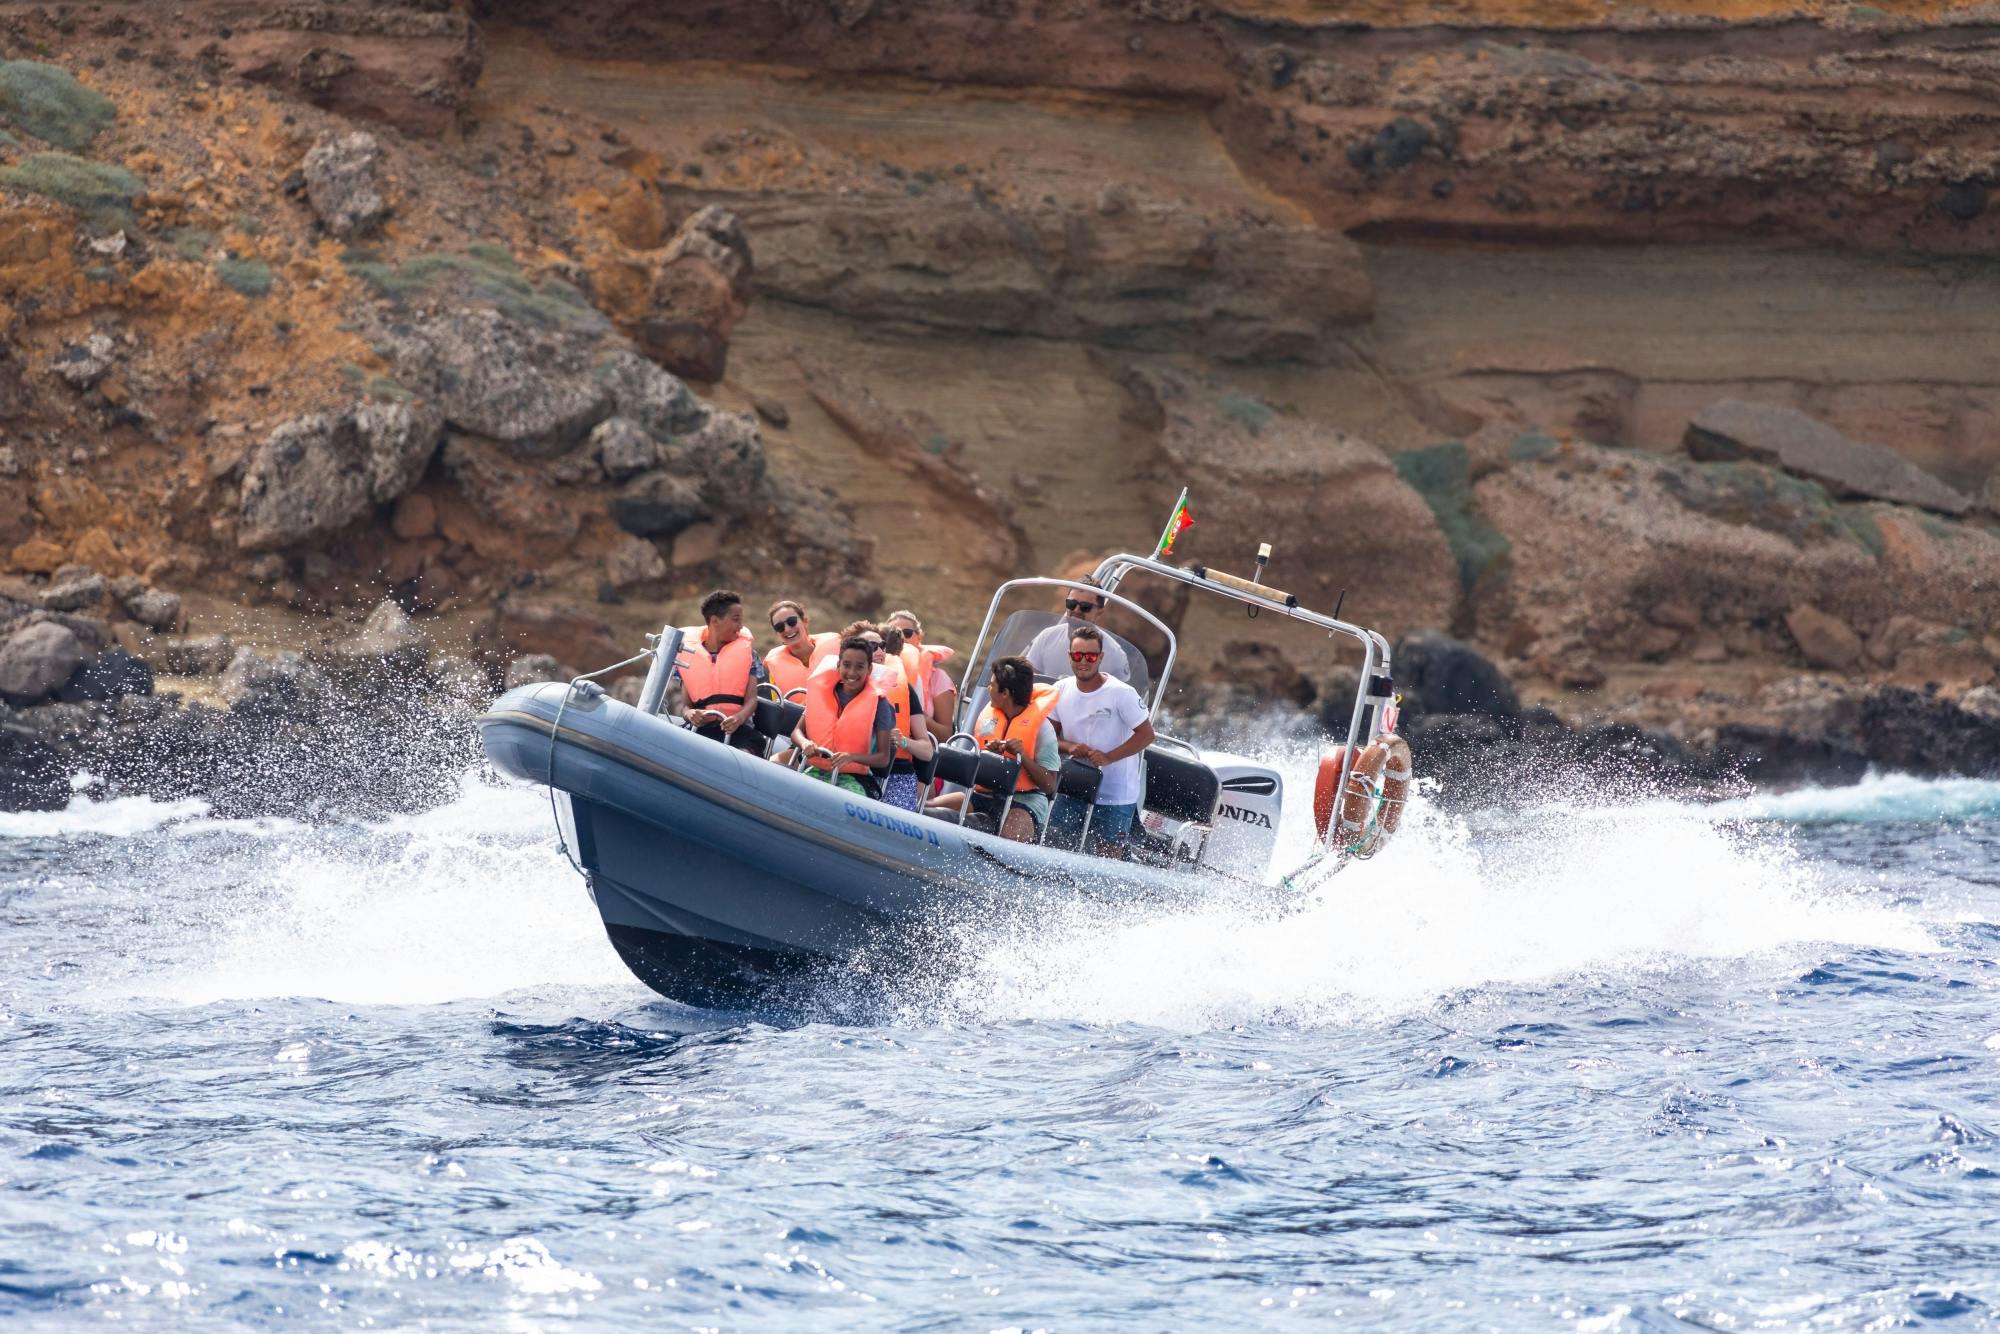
top-left (1026, 586), bottom-right (1131, 682)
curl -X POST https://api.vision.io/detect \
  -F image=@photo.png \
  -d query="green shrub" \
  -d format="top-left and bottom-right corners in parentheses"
top-left (1395, 442), bottom-right (1511, 595)
top-left (169, 227), bottom-right (216, 262)
top-left (0, 61), bottom-right (116, 150)
top-left (1217, 392), bottom-right (1277, 437)
top-left (1660, 459), bottom-right (1887, 557)
top-left (217, 256), bottom-right (273, 298)
top-left (0, 151), bottom-right (139, 223)
top-left (341, 245), bottom-right (604, 331)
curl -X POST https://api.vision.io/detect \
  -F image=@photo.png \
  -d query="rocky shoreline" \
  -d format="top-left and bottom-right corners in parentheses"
top-left (7, 576), bottom-right (1997, 816)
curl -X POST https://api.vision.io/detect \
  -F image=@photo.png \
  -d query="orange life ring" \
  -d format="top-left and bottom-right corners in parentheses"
top-left (1312, 745), bottom-right (1346, 843)
top-left (1313, 734), bottom-right (1415, 856)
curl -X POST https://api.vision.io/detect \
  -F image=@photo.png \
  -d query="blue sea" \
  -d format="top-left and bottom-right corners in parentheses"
top-left (3, 757), bottom-right (1998, 1329)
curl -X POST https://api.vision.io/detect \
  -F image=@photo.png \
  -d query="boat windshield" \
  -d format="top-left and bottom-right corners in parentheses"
top-left (956, 609), bottom-right (1154, 731)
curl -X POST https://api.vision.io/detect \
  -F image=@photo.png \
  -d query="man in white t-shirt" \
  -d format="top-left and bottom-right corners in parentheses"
top-left (1048, 624), bottom-right (1156, 855)
top-left (1026, 587), bottom-right (1131, 683)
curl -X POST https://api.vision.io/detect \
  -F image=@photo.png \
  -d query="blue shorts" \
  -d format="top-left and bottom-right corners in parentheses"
top-left (1048, 797), bottom-right (1137, 852)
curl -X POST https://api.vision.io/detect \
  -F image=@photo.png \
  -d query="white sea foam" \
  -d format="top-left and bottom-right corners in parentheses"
top-left (143, 772), bottom-right (633, 1007)
top-left (933, 752), bottom-right (1940, 1030)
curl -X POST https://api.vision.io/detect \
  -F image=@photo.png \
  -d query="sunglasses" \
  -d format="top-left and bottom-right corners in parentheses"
top-left (1064, 598), bottom-right (1102, 612)
top-left (771, 615), bottom-right (802, 632)
top-left (862, 639), bottom-right (885, 651)
top-left (1069, 651), bottom-right (1101, 663)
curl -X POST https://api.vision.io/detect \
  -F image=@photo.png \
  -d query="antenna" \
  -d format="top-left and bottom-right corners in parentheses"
top-left (1332, 588), bottom-right (1346, 622)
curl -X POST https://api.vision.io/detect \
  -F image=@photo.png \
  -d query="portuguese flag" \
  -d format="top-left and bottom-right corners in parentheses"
top-left (1154, 487), bottom-right (1195, 557)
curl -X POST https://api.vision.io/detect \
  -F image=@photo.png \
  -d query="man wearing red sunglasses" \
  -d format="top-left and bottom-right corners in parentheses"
top-left (1048, 625), bottom-right (1154, 854)
top-left (1026, 586), bottom-right (1131, 682)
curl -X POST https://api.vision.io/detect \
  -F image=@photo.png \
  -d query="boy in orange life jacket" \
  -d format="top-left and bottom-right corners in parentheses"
top-left (790, 637), bottom-right (896, 798)
top-left (924, 656), bottom-right (1059, 842)
top-left (673, 589), bottom-right (767, 752)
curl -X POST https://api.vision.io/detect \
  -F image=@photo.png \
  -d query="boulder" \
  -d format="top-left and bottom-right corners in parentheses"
top-left (38, 569), bottom-right (105, 612)
top-left (660, 409), bottom-right (764, 504)
top-left (52, 334), bottom-right (116, 390)
top-left (1395, 629), bottom-right (1521, 717)
top-left (57, 647), bottom-right (153, 703)
top-left (611, 471), bottom-right (705, 539)
top-left (604, 534), bottom-right (668, 587)
top-left (317, 599), bottom-right (429, 679)
top-left (117, 584), bottom-right (182, 632)
top-left (591, 416), bottom-right (658, 481)
top-left (638, 205), bottom-right (753, 382)
top-left (381, 308), bottom-right (612, 457)
top-left (0, 620), bottom-right (86, 705)
top-left (155, 634), bottom-right (236, 676)
top-left (301, 131), bottom-right (388, 238)
top-left (0, 721), bottom-right (69, 812)
top-left (1685, 400), bottom-right (1971, 515)
top-left (1784, 604), bottom-right (1863, 672)
top-left (239, 402), bottom-right (445, 550)
top-left (591, 348), bottom-right (708, 440)
top-left (218, 647), bottom-right (333, 712)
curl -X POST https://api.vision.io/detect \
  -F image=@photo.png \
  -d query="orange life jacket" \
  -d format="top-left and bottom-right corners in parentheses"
top-left (802, 673), bottom-right (882, 775)
top-left (875, 658), bottom-right (916, 760)
top-left (974, 685), bottom-right (1059, 793)
top-left (675, 625), bottom-right (755, 711)
top-left (765, 633), bottom-right (839, 696)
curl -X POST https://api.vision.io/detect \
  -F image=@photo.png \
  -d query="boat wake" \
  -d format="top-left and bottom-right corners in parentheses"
top-left (9, 757), bottom-right (1960, 1023)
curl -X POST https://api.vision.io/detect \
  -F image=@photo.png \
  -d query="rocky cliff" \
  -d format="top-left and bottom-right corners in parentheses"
top-left (2, 0), bottom-right (1998, 805)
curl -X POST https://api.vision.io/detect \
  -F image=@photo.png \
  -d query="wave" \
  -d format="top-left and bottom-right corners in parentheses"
top-left (924, 747), bottom-right (1940, 1029)
top-left (1705, 772), bottom-right (2000, 825)
top-left (26, 741), bottom-right (1951, 1019)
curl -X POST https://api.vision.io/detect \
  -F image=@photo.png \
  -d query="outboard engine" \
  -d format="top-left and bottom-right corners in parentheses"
top-left (1137, 748), bottom-right (1282, 876)
top-left (1204, 754), bottom-right (1283, 876)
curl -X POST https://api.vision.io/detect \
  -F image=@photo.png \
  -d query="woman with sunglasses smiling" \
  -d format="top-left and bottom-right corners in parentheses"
top-left (763, 599), bottom-right (839, 696)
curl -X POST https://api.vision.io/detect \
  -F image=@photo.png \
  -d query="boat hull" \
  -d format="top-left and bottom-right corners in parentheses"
top-left (478, 683), bottom-right (1225, 1006)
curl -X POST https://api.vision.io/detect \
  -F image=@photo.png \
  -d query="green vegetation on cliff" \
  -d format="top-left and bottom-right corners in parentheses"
top-left (341, 244), bottom-right (603, 331)
top-left (1396, 441), bottom-right (1510, 596)
top-left (0, 152), bottom-right (138, 223)
top-left (0, 61), bottom-right (116, 150)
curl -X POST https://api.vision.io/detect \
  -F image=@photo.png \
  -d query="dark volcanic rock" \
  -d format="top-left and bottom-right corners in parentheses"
top-left (611, 471), bottom-right (705, 539)
top-left (1395, 630), bottom-right (1520, 718)
top-left (58, 648), bottom-right (154, 704)
top-left (0, 722), bottom-right (68, 812)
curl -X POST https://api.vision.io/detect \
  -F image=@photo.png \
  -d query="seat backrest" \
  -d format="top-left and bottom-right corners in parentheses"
top-left (1056, 757), bottom-right (1103, 804)
top-left (752, 696), bottom-right (806, 740)
top-left (1143, 746), bottom-right (1219, 825)
top-left (931, 737), bottom-right (981, 788)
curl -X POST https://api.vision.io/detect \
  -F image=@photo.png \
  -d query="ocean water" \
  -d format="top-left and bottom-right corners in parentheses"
top-left (3, 753), bottom-right (1998, 1329)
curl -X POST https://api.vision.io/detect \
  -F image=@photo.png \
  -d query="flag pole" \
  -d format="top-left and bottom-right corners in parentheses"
top-left (1153, 486), bottom-right (1189, 559)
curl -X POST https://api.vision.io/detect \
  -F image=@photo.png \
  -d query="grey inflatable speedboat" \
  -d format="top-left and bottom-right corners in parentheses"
top-left (478, 547), bottom-right (1409, 1007)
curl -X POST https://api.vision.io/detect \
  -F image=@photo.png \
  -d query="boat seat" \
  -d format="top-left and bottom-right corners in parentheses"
top-left (751, 695), bottom-right (806, 743)
top-left (1142, 745), bottom-right (1220, 826)
top-left (1040, 758), bottom-right (1103, 850)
